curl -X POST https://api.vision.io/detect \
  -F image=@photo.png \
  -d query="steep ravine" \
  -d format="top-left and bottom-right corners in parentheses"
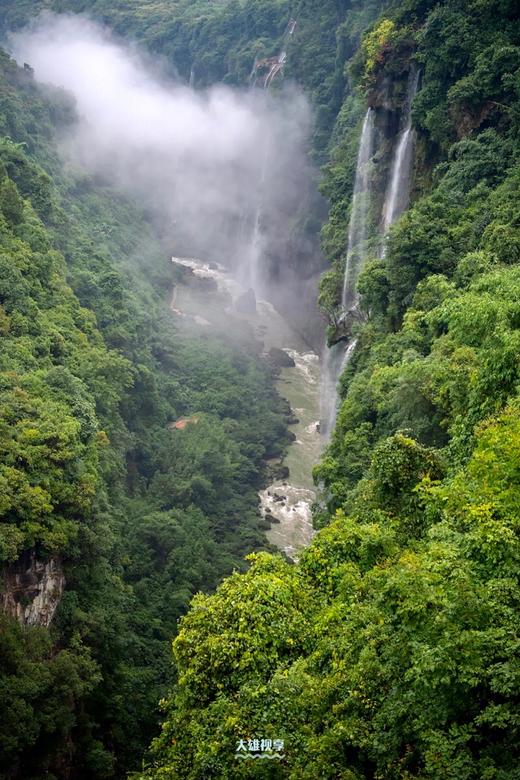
top-left (171, 257), bottom-right (321, 557)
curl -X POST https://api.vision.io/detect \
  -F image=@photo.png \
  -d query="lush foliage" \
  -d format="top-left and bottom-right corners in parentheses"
top-left (0, 0), bottom-right (519, 777)
top-left (0, 46), bottom-right (291, 778)
top-left (140, 1), bottom-right (520, 777)
top-left (140, 403), bottom-right (520, 778)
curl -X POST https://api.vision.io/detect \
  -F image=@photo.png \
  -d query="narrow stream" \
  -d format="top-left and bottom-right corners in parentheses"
top-left (171, 257), bottom-right (321, 558)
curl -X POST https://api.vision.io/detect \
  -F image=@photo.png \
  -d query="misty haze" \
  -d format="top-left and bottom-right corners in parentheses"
top-left (10, 15), bottom-right (314, 296)
top-left (1, 1), bottom-right (518, 778)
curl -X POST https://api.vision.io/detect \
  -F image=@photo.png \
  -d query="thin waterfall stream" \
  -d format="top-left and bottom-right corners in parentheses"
top-left (321, 67), bottom-right (420, 438)
top-left (342, 109), bottom-right (376, 310)
top-left (381, 67), bottom-right (420, 253)
top-left (320, 108), bottom-right (375, 440)
top-left (242, 18), bottom-right (297, 294)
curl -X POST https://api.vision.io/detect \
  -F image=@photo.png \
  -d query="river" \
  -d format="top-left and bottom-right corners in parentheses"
top-left (171, 256), bottom-right (321, 558)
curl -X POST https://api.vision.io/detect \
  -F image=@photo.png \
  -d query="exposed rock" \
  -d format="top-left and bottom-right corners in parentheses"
top-left (2, 551), bottom-right (65, 627)
top-left (328, 308), bottom-right (366, 346)
top-left (267, 347), bottom-right (296, 368)
top-left (235, 288), bottom-right (256, 314)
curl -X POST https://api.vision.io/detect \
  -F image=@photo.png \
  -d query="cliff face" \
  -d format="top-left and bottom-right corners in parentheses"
top-left (2, 552), bottom-right (65, 627)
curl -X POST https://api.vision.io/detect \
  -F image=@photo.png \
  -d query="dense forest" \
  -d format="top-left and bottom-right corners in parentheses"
top-left (0, 28), bottom-right (293, 778)
top-left (0, 0), bottom-right (519, 778)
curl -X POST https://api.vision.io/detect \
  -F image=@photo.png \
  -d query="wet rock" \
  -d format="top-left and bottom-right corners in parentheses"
top-left (267, 347), bottom-right (295, 368)
top-left (188, 274), bottom-right (218, 292)
top-left (235, 288), bottom-right (256, 314)
top-left (328, 308), bottom-right (366, 346)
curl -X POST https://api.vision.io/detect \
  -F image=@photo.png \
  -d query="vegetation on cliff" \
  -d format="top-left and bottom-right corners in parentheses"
top-left (0, 0), bottom-right (518, 778)
top-left (0, 47), bottom-right (291, 778)
top-left (136, 1), bottom-right (520, 777)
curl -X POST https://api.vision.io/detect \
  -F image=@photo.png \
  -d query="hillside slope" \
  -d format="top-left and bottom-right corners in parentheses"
top-left (137, 0), bottom-right (520, 777)
top-left (0, 45), bottom-right (292, 778)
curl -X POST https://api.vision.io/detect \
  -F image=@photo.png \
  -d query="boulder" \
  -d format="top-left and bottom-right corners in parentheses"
top-left (267, 347), bottom-right (295, 368)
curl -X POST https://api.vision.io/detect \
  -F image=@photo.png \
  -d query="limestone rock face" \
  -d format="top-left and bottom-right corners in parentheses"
top-left (2, 551), bottom-right (65, 627)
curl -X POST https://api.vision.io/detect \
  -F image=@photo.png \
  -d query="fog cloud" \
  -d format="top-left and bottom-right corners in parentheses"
top-left (10, 14), bottom-right (314, 290)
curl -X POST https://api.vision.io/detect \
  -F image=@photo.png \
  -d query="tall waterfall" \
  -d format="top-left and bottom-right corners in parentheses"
top-left (321, 67), bottom-right (420, 439)
top-left (244, 148), bottom-right (268, 291)
top-left (381, 68), bottom-right (420, 250)
top-left (243, 18), bottom-right (297, 292)
top-left (320, 109), bottom-right (375, 439)
top-left (342, 108), bottom-right (375, 310)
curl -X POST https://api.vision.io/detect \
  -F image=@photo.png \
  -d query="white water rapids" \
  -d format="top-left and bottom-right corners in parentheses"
top-left (171, 257), bottom-right (321, 558)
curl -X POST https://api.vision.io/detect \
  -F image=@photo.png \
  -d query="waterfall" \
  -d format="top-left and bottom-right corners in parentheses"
top-left (320, 67), bottom-right (420, 439)
top-left (320, 109), bottom-right (375, 439)
top-left (342, 108), bottom-right (375, 311)
top-left (381, 68), bottom-right (420, 251)
top-left (244, 148), bottom-right (268, 291)
top-left (242, 19), bottom-right (297, 293)
top-left (320, 338), bottom-right (357, 439)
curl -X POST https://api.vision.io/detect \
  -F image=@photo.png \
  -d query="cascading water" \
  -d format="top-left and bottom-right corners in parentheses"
top-left (342, 109), bottom-right (376, 310)
top-left (320, 67), bottom-right (420, 439)
top-left (320, 109), bottom-right (375, 439)
top-left (243, 148), bottom-right (268, 292)
top-left (381, 68), bottom-right (420, 252)
top-left (234, 18), bottom-right (322, 558)
top-left (243, 19), bottom-right (297, 293)
top-left (320, 338), bottom-right (357, 439)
